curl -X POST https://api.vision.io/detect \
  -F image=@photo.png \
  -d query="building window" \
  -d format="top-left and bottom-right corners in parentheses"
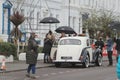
top-left (79, 18), bottom-right (81, 33)
top-left (79, 0), bottom-right (84, 6)
top-left (73, 17), bottom-right (75, 29)
top-left (88, 0), bottom-right (90, 6)
top-left (21, 9), bottom-right (24, 15)
top-left (20, 9), bottom-right (25, 32)
top-left (69, 0), bottom-right (71, 4)
top-left (55, 14), bottom-right (59, 28)
top-left (73, 0), bottom-right (75, 4)
top-left (37, 12), bottom-right (40, 29)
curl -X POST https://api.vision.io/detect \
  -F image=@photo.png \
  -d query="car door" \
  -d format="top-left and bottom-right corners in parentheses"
top-left (86, 39), bottom-right (93, 62)
top-left (50, 40), bottom-right (58, 60)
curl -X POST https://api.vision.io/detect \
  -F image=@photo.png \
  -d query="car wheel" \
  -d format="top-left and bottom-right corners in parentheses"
top-left (71, 63), bottom-right (76, 67)
top-left (95, 54), bottom-right (102, 66)
top-left (55, 63), bottom-right (61, 67)
top-left (82, 55), bottom-right (90, 68)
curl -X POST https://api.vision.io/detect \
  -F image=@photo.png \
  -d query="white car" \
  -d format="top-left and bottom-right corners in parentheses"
top-left (51, 36), bottom-right (102, 68)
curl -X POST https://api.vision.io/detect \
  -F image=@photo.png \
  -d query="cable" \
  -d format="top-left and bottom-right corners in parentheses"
top-left (27, 0), bottom-right (34, 13)
top-left (27, 0), bottom-right (40, 32)
top-left (15, 0), bottom-right (24, 12)
top-left (19, 0), bottom-right (26, 10)
top-left (44, 0), bottom-right (52, 16)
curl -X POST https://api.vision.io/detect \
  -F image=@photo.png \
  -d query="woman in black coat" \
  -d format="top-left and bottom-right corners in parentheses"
top-left (42, 33), bottom-right (53, 63)
top-left (26, 33), bottom-right (38, 79)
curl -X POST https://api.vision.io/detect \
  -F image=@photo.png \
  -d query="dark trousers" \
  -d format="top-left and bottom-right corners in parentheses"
top-left (107, 51), bottom-right (113, 65)
top-left (116, 50), bottom-right (120, 62)
top-left (27, 64), bottom-right (36, 74)
top-left (44, 53), bottom-right (50, 63)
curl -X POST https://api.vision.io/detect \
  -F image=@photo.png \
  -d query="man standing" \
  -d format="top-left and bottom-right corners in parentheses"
top-left (95, 37), bottom-right (104, 50)
top-left (115, 38), bottom-right (120, 62)
top-left (42, 32), bottom-right (54, 63)
top-left (106, 35), bottom-right (113, 66)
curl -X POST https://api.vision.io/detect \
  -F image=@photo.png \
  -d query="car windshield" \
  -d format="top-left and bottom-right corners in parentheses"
top-left (59, 39), bottom-right (81, 45)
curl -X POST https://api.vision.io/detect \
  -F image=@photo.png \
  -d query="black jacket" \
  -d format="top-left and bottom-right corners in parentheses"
top-left (116, 39), bottom-right (120, 51)
top-left (95, 40), bottom-right (104, 50)
top-left (42, 38), bottom-right (53, 54)
top-left (26, 38), bottom-right (38, 64)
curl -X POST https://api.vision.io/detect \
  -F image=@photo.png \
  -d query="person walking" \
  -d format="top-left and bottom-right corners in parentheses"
top-left (106, 35), bottom-right (113, 66)
top-left (26, 33), bottom-right (38, 79)
top-left (42, 33), bottom-right (54, 63)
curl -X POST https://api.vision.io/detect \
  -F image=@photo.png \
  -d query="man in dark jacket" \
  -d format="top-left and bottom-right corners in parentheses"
top-left (42, 33), bottom-right (54, 63)
top-left (95, 37), bottom-right (104, 50)
top-left (116, 38), bottom-right (120, 62)
top-left (26, 33), bottom-right (38, 79)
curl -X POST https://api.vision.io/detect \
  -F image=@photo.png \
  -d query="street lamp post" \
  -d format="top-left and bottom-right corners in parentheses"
top-left (68, 0), bottom-right (70, 27)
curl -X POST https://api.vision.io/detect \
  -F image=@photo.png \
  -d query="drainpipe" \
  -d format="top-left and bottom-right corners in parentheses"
top-left (8, 8), bottom-right (11, 35)
top-left (2, 4), bottom-right (4, 34)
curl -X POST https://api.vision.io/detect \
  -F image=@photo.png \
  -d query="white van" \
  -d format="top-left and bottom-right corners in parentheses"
top-left (52, 36), bottom-right (102, 68)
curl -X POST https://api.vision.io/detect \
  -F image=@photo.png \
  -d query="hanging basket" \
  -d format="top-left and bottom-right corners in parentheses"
top-left (10, 11), bottom-right (25, 26)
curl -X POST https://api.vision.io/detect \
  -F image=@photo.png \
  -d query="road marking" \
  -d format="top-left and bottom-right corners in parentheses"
top-left (66, 71), bottom-right (70, 73)
top-left (58, 72), bottom-right (64, 74)
top-left (72, 69), bottom-right (78, 71)
top-left (42, 74), bottom-right (49, 77)
top-left (51, 73), bottom-right (56, 75)
top-left (24, 78), bottom-right (31, 80)
top-left (35, 76), bottom-right (40, 78)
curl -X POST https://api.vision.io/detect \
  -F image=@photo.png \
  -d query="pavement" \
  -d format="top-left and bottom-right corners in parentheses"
top-left (0, 56), bottom-right (117, 73)
top-left (5, 60), bottom-right (54, 73)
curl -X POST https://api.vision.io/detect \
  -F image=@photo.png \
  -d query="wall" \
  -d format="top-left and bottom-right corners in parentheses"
top-left (0, 0), bottom-right (3, 34)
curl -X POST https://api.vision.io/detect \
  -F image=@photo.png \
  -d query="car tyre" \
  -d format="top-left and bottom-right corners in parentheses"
top-left (55, 63), bottom-right (61, 67)
top-left (71, 63), bottom-right (76, 67)
top-left (82, 55), bottom-right (89, 68)
top-left (95, 53), bottom-right (102, 66)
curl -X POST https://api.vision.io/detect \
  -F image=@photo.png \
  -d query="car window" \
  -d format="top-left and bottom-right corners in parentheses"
top-left (59, 39), bottom-right (81, 45)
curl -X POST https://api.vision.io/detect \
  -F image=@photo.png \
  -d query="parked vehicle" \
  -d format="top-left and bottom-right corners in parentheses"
top-left (51, 36), bottom-right (102, 68)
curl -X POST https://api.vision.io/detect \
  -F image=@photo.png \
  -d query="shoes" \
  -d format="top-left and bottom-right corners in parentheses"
top-left (107, 64), bottom-right (113, 67)
top-left (44, 62), bottom-right (46, 63)
top-left (26, 74), bottom-right (37, 79)
top-left (30, 74), bottom-right (37, 79)
top-left (30, 76), bottom-right (37, 79)
top-left (26, 74), bottom-right (30, 77)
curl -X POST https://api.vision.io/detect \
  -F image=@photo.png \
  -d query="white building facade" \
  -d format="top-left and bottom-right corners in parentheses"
top-left (0, 0), bottom-right (120, 41)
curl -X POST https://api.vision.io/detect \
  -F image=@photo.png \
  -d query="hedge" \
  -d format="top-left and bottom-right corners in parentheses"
top-left (0, 42), bottom-right (17, 59)
top-left (19, 46), bottom-right (43, 53)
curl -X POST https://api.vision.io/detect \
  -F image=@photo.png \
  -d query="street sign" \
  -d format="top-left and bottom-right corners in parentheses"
top-left (20, 33), bottom-right (26, 42)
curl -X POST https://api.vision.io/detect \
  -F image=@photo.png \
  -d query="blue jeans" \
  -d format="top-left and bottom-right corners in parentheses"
top-left (44, 53), bottom-right (50, 63)
top-left (27, 64), bottom-right (36, 74)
